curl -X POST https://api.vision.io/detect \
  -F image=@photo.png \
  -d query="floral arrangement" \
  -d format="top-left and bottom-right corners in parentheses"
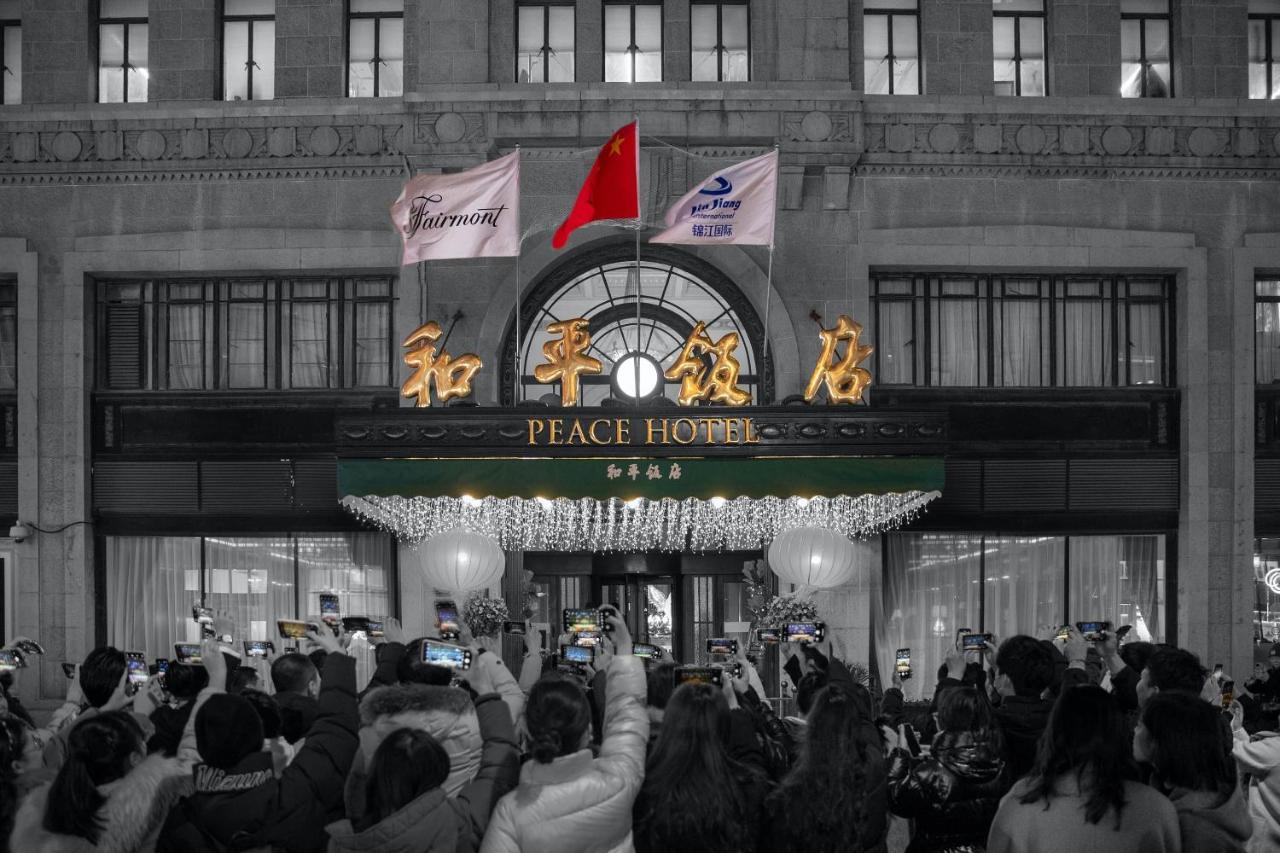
top-left (462, 594), bottom-right (509, 638)
top-left (756, 593), bottom-right (818, 628)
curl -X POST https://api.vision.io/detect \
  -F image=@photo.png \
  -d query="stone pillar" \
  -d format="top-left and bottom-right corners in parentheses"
top-left (1048, 0), bottom-right (1120, 97)
top-left (847, 0), bottom-right (865, 91)
top-left (418, 0), bottom-right (489, 85)
top-left (664, 0), bottom-right (690, 82)
top-left (577, 0), bottom-right (604, 83)
top-left (149, 0), bottom-right (219, 101)
top-left (20, 0), bottom-right (91, 105)
top-left (275, 0), bottom-right (344, 98)
top-left (488, 0), bottom-right (515, 84)
top-left (1175, 0), bottom-right (1248, 99)
top-left (775, 0), bottom-right (850, 83)
top-left (919, 0), bottom-right (992, 96)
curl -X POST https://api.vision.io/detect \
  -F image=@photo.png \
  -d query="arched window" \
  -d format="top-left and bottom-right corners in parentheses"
top-left (502, 243), bottom-right (772, 405)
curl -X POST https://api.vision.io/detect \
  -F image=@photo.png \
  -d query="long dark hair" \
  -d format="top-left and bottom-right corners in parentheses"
top-left (0, 714), bottom-right (27, 853)
top-left (1140, 691), bottom-right (1236, 801)
top-left (634, 683), bottom-right (759, 853)
top-left (43, 711), bottom-right (145, 842)
top-left (525, 674), bottom-right (591, 764)
top-left (767, 685), bottom-right (873, 853)
top-left (935, 685), bottom-right (1004, 744)
top-left (1020, 686), bottom-right (1135, 828)
top-left (358, 727), bottom-right (451, 831)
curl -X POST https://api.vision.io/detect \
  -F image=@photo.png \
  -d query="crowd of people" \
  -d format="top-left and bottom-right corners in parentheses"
top-left (0, 608), bottom-right (1276, 852)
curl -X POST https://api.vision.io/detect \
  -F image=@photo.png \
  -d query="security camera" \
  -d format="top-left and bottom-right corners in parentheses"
top-left (8, 522), bottom-right (30, 543)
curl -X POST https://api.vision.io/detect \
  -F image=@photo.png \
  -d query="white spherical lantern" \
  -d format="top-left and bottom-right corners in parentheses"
top-left (767, 527), bottom-right (858, 590)
top-left (412, 529), bottom-right (505, 593)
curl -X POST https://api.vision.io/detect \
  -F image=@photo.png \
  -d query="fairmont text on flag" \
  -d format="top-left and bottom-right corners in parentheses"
top-left (650, 150), bottom-right (778, 247)
top-left (390, 151), bottom-right (521, 265)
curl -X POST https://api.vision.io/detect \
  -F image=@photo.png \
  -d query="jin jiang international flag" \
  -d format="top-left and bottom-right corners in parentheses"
top-left (390, 151), bottom-right (521, 265)
top-left (650, 150), bottom-right (778, 246)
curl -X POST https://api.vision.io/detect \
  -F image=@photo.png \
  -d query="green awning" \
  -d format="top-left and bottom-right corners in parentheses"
top-left (338, 456), bottom-right (944, 501)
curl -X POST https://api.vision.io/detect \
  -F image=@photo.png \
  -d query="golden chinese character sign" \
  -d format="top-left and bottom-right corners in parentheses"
top-left (532, 317), bottom-right (602, 407)
top-left (663, 321), bottom-right (751, 407)
top-left (401, 321), bottom-right (483, 407)
top-left (804, 315), bottom-right (874, 405)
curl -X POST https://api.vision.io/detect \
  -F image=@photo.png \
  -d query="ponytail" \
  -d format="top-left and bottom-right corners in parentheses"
top-left (530, 730), bottom-right (563, 764)
top-left (525, 675), bottom-right (590, 765)
top-left (43, 711), bottom-right (143, 843)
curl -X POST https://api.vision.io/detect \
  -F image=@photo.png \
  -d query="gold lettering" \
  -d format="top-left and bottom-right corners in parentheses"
top-left (400, 321), bottom-right (483, 407)
top-left (528, 419), bottom-right (545, 446)
top-left (744, 418), bottom-right (761, 444)
top-left (803, 315), bottom-right (875, 405)
top-left (548, 419), bottom-right (564, 445)
top-left (588, 419), bottom-right (612, 445)
top-left (532, 318), bottom-right (603, 407)
top-left (701, 417), bottom-right (725, 444)
top-left (617, 419), bottom-right (631, 444)
top-left (567, 419), bottom-right (588, 446)
top-left (663, 322), bottom-right (751, 407)
top-left (645, 418), bottom-right (669, 445)
top-left (672, 418), bottom-right (698, 445)
top-left (724, 418), bottom-right (741, 445)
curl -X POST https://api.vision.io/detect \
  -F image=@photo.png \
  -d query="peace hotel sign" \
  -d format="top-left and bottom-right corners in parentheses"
top-left (400, 314), bottom-right (874, 411)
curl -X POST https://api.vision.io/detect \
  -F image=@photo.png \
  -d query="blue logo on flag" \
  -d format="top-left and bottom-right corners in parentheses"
top-left (698, 176), bottom-right (733, 197)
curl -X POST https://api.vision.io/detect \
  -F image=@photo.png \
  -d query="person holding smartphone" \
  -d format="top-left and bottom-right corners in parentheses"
top-left (480, 610), bottom-right (647, 853)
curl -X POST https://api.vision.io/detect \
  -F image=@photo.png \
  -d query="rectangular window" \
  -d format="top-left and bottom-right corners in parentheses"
top-left (97, 275), bottom-right (394, 391)
top-left (882, 532), bottom-right (1167, 702)
top-left (1257, 279), bottom-right (1280, 383)
top-left (1250, 0), bottom-right (1280, 99)
top-left (98, 0), bottom-right (148, 103)
top-left (517, 2), bottom-right (575, 82)
top-left (871, 272), bottom-right (1173, 388)
top-left (993, 0), bottom-right (1044, 96)
top-left (1256, 538), bottom-right (1280, 644)
top-left (605, 2), bottom-right (663, 83)
top-left (348, 0), bottom-right (403, 98)
top-left (864, 0), bottom-right (920, 95)
top-left (223, 0), bottom-right (274, 101)
top-left (691, 2), bottom-right (749, 82)
top-left (0, 0), bottom-right (19, 105)
top-left (1121, 0), bottom-right (1172, 98)
top-left (104, 533), bottom-right (395, 672)
top-left (0, 282), bottom-right (14, 390)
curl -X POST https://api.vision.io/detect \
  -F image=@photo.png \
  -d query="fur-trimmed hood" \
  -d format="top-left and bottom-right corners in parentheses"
top-left (357, 685), bottom-right (481, 797)
top-left (11, 752), bottom-right (193, 853)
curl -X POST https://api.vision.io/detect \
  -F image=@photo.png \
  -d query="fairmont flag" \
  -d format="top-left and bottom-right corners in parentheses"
top-left (552, 122), bottom-right (640, 249)
top-left (391, 151), bottom-right (521, 265)
top-left (650, 150), bottom-right (778, 246)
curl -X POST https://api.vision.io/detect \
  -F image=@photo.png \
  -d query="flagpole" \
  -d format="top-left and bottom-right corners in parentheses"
top-left (633, 116), bottom-right (642, 409)
top-left (514, 144), bottom-right (522, 406)
top-left (763, 144), bottom-right (778, 401)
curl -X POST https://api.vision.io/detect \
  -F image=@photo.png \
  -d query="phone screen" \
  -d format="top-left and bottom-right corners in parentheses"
top-left (707, 638), bottom-right (738, 656)
top-left (895, 648), bottom-right (912, 677)
top-left (125, 652), bottom-right (148, 685)
top-left (341, 617), bottom-right (370, 634)
top-left (1055, 626), bottom-right (1071, 642)
top-left (559, 644), bottom-right (594, 665)
top-left (756, 627), bottom-right (782, 644)
top-left (961, 633), bottom-right (992, 651)
top-left (785, 622), bottom-right (825, 643)
top-left (563, 608), bottom-right (599, 633)
top-left (319, 594), bottom-right (340, 627)
top-left (156, 658), bottom-right (169, 675)
top-left (423, 640), bottom-right (471, 670)
top-left (0, 650), bottom-right (22, 671)
top-left (277, 619), bottom-right (315, 640)
top-left (1075, 621), bottom-right (1111, 642)
top-left (674, 665), bottom-right (722, 687)
top-left (193, 605), bottom-right (214, 625)
top-left (632, 642), bottom-right (662, 659)
top-left (435, 601), bottom-right (459, 636)
top-left (174, 643), bottom-right (202, 664)
top-left (243, 641), bottom-right (273, 657)
top-left (503, 621), bottom-right (527, 635)
top-left (573, 630), bottom-right (602, 648)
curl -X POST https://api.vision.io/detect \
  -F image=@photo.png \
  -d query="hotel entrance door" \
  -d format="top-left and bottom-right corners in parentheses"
top-left (595, 576), bottom-right (676, 656)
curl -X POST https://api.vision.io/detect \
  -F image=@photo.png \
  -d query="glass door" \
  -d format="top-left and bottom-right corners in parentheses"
top-left (596, 576), bottom-right (676, 656)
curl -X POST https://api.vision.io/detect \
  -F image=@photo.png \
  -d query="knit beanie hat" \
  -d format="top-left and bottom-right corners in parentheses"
top-left (196, 693), bottom-right (265, 770)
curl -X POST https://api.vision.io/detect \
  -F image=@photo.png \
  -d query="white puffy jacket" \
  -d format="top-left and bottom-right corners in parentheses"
top-left (479, 655), bottom-right (648, 853)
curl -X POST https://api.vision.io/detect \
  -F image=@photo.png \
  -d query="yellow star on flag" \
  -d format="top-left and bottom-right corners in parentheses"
top-left (609, 136), bottom-right (624, 156)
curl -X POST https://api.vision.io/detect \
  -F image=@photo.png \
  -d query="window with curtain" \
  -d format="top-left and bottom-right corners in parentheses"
top-left (691, 2), bottom-right (749, 82)
top-left (223, 0), bottom-right (275, 101)
top-left (1250, 1), bottom-right (1280, 99)
top-left (517, 2), bottom-right (575, 82)
top-left (872, 272), bottom-right (1173, 388)
top-left (98, 0), bottom-right (148, 103)
top-left (106, 533), bottom-right (395, 681)
top-left (605, 3), bottom-right (663, 83)
top-left (1258, 280), bottom-right (1280, 383)
top-left (97, 275), bottom-right (393, 391)
top-left (1120, 0), bottom-right (1172, 98)
top-left (864, 0), bottom-right (919, 95)
top-left (877, 532), bottom-right (1167, 701)
top-left (992, 0), bottom-right (1044, 96)
top-left (348, 0), bottom-right (403, 97)
top-left (1255, 538), bottom-right (1280, 644)
top-left (0, 0), bottom-right (20, 105)
top-left (0, 282), bottom-right (16, 390)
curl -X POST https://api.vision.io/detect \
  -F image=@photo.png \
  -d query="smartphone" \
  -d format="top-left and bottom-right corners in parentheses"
top-left (632, 642), bottom-right (662, 660)
top-left (673, 665), bottom-right (723, 687)
top-left (559, 644), bottom-right (594, 666)
top-left (60, 661), bottom-right (76, 679)
top-left (961, 633), bottom-right (993, 652)
top-left (341, 617), bottom-right (371, 635)
top-left (200, 623), bottom-right (216, 640)
top-left (155, 658), bottom-right (169, 687)
top-left (563, 608), bottom-right (601, 633)
top-left (435, 600), bottom-right (460, 639)
top-left (707, 638), bottom-right (738, 657)
top-left (503, 621), bottom-right (528, 635)
top-left (1075, 621), bottom-right (1111, 642)
top-left (174, 643), bottom-right (203, 664)
top-left (573, 630), bottom-right (602, 648)
top-left (1222, 679), bottom-right (1235, 709)
top-left (422, 639), bottom-right (472, 670)
top-left (895, 648), bottom-right (912, 680)
top-left (243, 640), bottom-right (274, 658)
top-left (192, 605), bottom-right (213, 625)
top-left (277, 619), bottom-right (319, 640)
top-left (319, 594), bottom-right (340, 629)
top-left (756, 627), bottom-right (782, 644)
top-left (125, 651), bottom-right (148, 685)
top-left (1055, 625), bottom-right (1071, 642)
top-left (785, 622), bottom-right (826, 644)
top-left (1115, 625), bottom-right (1133, 641)
top-left (0, 650), bottom-right (23, 671)
top-left (902, 724), bottom-right (922, 756)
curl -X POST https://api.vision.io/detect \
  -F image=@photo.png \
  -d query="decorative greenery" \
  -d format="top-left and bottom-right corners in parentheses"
top-left (462, 594), bottom-right (509, 638)
top-left (756, 593), bottom-right (818, 628)
top-left (741, 560), bottom-right (771, 619)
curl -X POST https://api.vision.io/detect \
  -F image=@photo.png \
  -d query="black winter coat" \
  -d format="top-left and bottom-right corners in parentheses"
top-left (156, 652), bottom-right (359, 853)
top-left (887, 730), bottom-right (1011, 853)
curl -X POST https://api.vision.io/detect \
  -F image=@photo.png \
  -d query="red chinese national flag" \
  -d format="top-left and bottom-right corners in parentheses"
top-left (552, 122), bottom-right (639, 249)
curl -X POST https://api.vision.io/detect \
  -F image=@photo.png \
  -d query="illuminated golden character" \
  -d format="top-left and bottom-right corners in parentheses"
top-left (664, 321), bottom-right (751, 407)
top-left (533, 318), bottom-right (603, 407)
top-left (400, 321), bottom-right (483, 407)
top-left (804, 315), bottom-right (874, 405)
